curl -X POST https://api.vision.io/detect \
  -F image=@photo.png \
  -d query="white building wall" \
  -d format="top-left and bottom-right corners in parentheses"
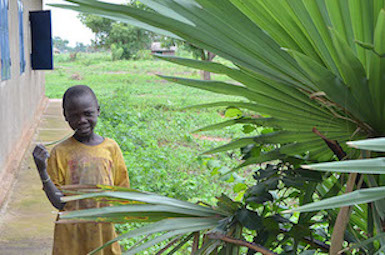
top-left (0, 0), bottom-right (45, 173)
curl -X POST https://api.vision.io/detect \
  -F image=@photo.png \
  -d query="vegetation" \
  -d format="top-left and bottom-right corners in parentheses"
top-left (51, 0), bottom-right (385, 254)
top-left (47, 51), bottom-right (254, 254)
top-left (78, 1), bottom-right (155, 60)
top-left (53, 36), bottom-right (88, 53)
top-left (47, 52), bottom-right (245, 201)
top-left (79, 13), bottom-right (153, 60)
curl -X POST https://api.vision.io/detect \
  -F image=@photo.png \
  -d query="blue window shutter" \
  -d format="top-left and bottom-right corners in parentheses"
top-left (0, 0), bottom-right (11, 80)
top-left (30, 11), bottom-right (53, 70)
top-left (18, 0), bottom-right (25, 74)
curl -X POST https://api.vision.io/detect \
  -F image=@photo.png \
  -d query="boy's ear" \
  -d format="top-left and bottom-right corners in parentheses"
top-left (97, 106), bottom-right (100, 116)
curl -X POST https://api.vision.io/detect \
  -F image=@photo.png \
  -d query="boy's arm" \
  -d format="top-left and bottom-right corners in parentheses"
top-left (33, 145), bottom-right (66, 210)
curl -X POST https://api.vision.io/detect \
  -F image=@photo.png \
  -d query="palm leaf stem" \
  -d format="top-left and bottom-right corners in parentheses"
top-left (206, 233), bottom-right (277, 255)
top-left (191, 232), bottom-right (200, 254)
top-left (330, 172), bottom-right (358, 255)
top-left (161, 233), bottom-right (195, 255)
top-left (279, 227), bottom-right (330, 252)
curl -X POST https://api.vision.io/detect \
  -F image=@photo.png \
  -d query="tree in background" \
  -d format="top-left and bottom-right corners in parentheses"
top-left (78, 1), bottom-right (154, 60)
top-left (77, 14), bottom-right (112, 48)
top-left (52, 36), bottom-right (70, 52)
top-left (74, 42), bottom-right (87, 53)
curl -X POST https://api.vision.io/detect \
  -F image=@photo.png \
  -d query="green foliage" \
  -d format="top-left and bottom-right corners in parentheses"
top-left (53, 36), bottom-right (70, 52)
top-left (53, 36), bottom-right (89, 53)
top-left (108, 22), bottom-right (152, 59)
top-left (46, 52), bottom-right (245, 202)
top-left (78, 14), bottom-right (113, 47)
top-left (78, 2), bottom-right (154, 59)
top-left (111, 44), bottom-right (124, 61)
top-left (46, 53), bottom-right (250, 253)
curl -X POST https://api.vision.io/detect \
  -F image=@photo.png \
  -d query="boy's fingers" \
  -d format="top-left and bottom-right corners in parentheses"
top-left (32, 146), bottom-right (49, 159)
top-left (33, 145), bottom-right (43, 154)
top-left (33, 144), bottom-right (47, 154)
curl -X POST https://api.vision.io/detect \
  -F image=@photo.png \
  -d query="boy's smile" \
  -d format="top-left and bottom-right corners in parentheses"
top-left (64, 94), bottom-right (100, 139)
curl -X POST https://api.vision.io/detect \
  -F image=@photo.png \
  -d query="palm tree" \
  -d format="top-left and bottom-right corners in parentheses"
top-left (52, 1), bottom-right (385, 254)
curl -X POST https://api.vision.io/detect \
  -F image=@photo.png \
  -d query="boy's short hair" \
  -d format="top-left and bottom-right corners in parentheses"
top-left (62, 85), bottom-right (98, 109)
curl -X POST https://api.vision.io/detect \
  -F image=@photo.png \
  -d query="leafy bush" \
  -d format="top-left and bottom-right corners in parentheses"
top-left (111, 44), bottom-right (124, 61)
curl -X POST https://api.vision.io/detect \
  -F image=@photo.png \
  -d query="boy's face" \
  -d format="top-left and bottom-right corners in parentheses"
top-left (63, 94), bottom-right (100, 138)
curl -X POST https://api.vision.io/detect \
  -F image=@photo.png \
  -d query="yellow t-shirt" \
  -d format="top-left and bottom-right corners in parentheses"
top-left (47, 137), bottom-right (130, 255)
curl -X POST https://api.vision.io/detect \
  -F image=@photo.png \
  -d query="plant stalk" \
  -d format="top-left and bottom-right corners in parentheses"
top-left (207, 233), bottom-right (278, 255)
top-left (329, 172), bottom-right (358, 255)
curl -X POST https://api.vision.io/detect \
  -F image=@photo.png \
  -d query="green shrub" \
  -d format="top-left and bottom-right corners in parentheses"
top-left (111, 44), bottom-right (124, 61)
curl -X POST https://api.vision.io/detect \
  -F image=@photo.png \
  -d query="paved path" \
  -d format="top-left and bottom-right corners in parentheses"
top-left (0, 99), bottom-right (72, 255)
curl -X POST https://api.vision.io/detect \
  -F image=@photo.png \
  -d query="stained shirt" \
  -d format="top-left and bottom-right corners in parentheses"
top-left (47, 137), bottom-right (130, 255)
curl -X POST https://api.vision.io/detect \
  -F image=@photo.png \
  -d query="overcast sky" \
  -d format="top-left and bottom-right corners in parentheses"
top-left (43, 0), bottom-right (127, 46)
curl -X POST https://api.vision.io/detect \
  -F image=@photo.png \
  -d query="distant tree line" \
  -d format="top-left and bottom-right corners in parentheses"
top-left (52, 36), bottom-right (89, 53)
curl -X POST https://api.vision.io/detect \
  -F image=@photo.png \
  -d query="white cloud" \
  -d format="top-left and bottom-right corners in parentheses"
top-left (43, 0), bottom-right (128, 47)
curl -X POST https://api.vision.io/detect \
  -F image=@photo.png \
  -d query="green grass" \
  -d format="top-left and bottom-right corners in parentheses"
top-left (45, 51), bottom-right (256, 253)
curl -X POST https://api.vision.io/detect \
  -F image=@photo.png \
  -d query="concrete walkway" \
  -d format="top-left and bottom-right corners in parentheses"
top-left (0, 99), bottom-right (72, 255)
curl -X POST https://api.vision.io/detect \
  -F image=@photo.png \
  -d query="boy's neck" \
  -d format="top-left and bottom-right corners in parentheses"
top-left (73, 132), bottom-right (104, 146)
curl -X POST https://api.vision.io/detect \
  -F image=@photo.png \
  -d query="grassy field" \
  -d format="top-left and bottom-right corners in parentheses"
top-left (45, 52), bottom-right (255, 253)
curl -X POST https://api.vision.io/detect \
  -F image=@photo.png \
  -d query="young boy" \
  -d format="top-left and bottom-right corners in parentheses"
top-left (33, 85), bottom-right (130, 255)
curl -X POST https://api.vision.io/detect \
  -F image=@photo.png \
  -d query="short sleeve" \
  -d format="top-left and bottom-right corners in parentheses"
top-left (46, 147), bottom-right (65, 187)
top-left (113, 144), bottom-right (130, 188)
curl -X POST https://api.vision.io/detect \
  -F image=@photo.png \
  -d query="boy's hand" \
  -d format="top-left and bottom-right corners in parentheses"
top-left (33, 144), bottom-right (49, 173)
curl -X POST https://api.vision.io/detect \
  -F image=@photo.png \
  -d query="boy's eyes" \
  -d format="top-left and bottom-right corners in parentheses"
top-left (67, 111), bottom-right (95, 119)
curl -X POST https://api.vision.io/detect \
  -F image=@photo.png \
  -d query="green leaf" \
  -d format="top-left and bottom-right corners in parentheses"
top-left (348, 0), bottom-right (373, 71)
top-left (242, 124), bottom-right (255, 134)
top-left (235, 208), bottom-right (262, 231)
top-left (224, 107), bottom-right (242, 118)
top-left (124, 225), bottom-right (215, 255)
top-left (302, 157), bottom-right (385, 174)
top-left (165, 233), bottom-right (195, 255)
top-left (203, 137), bottom-right (255, 155)
top-left (329, 29), bottom-right (373, 122)
top-left (61, 204), bottom-right (218, 219)
top-left (285, 186), bottom-right (385, 213)
top-left (368, 10), bottom-right (385, 133)
top-left (88, 217), bottom-right (220, 254)
top-left (347, 137), bottom-right (385, 152)
top-left (61, 191), bottom-right (224, 215)
top-left (288, 49), bottom-right (367, 122)
top-left (233, 183), bottom-right (247, 193)
top-left (193, 118), bottom-right (259, 133)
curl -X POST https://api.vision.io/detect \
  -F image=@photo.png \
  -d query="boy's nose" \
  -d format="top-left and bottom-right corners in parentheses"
top-left (78, 115), bottom-right (87, 124)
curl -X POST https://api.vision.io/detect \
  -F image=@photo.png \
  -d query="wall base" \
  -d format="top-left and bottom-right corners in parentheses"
top-left (0, 96), bottom-right (48, 209)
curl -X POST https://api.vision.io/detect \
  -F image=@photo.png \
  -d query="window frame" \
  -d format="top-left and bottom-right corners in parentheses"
top-left (0, 0), bottom-right (11, 81)
top-left (18, 0), bottom-right (25, 74)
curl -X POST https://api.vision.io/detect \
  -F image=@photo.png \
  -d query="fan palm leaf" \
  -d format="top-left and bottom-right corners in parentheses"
top-left (59, 186), bottom-right (235, 254)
